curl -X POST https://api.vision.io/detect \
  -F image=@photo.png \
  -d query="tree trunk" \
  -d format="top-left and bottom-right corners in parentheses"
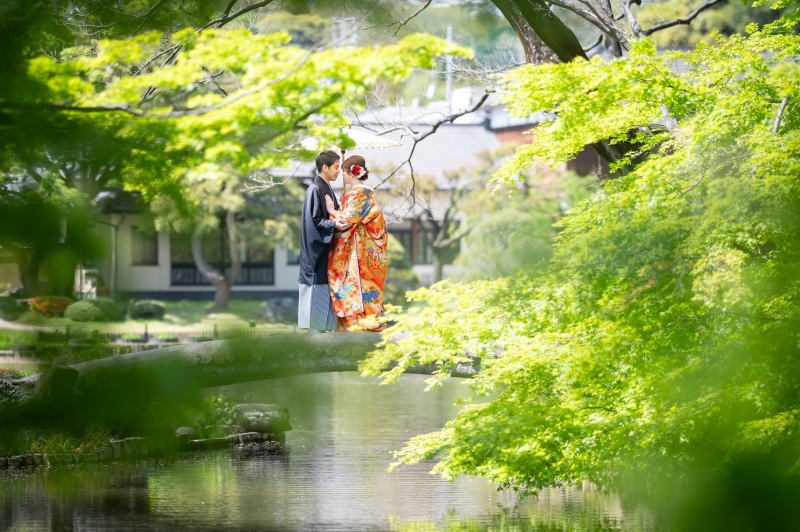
top-left (495, 0), bottom-right (587, 63)
top-left (191, 229), bottom-right (228, 311)
top-left (190, 209), bottom-right (241, 313)
top-left (596, 0), bottom-right (625, 58)
top-left (491, 0), bottom-right (559, 64)
top-left (220, 209), bottom-right (241, 312)
top-left (432, 250), bottom-right (444, 284)
top-left (212, 281), bottom-right (232, 312)
top-left (12, 248), bottom-right (37, 297)
top-left (491, 0), bottom-right (621, 164)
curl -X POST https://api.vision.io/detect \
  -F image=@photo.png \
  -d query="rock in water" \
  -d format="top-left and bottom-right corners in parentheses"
top-left (232, 403), bottom-right (292, 433)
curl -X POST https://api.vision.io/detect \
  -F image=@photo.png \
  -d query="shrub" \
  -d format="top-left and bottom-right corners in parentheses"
top-left (64, 298), bottom-right (122, 323)
top-left (0, 297), bottom-right (25, 321)
top-left (28, 296), bottom-right (72, 318)
top-left (127, 299), bottom-right (166, 320)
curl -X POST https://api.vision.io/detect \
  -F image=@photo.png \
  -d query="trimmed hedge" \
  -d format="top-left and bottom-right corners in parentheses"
top-left (64, 298), bottom-right (123, 323)
top-left (127, 299), bottom-right (166, 320)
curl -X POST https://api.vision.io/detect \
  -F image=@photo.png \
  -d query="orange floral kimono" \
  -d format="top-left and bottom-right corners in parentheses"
top-left (328, 185), bottom-right (388, 331)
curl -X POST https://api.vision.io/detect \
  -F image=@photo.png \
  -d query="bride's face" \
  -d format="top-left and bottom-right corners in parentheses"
top-left (342, 169), bottom-right (357, 186)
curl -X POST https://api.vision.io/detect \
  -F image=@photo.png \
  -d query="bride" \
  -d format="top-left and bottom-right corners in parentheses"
top-left (325, 155), bottom-right (389, 332)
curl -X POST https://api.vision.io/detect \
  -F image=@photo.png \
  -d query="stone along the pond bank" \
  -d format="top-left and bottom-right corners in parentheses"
top-left (1, 403), bottom-right (291, 471)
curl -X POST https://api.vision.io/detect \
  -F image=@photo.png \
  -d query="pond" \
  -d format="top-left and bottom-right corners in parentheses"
top-left (0, 373), bottom-right (659, 531)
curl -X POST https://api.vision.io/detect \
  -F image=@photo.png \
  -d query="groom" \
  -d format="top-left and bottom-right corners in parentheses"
top-left (297, 150), bottom-right (351, 332)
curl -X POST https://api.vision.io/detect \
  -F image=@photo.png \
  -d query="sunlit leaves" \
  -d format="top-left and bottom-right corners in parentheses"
top-left (363, 9), bottom-right (800, 495)
top-left (25, 29), bottom-right (471, 212)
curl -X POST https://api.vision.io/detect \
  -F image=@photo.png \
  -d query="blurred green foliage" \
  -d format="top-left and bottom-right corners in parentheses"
top-left (0, 188), bottom-right (102, 297)
top-left (0, 392), bottom-right (237, 455)
top-left (0, 329), bottom-right (36, 350)
top-left (453, 147), bottom-right (594, 281)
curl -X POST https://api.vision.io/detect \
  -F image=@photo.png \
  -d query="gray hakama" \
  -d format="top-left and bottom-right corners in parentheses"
top-left (297, 283), bottom-right (338, 330)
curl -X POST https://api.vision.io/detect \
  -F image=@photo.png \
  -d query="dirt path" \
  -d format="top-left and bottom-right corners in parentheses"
top-left (0, 318), bottom-right (48, 331)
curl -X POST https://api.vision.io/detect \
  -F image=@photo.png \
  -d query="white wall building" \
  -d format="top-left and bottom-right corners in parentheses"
top-left (80, 92), bottom-right (600, 301)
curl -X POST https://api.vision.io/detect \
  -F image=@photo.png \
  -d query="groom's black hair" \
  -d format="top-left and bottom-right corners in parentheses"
top-left (315, 150), bottom-right (340, 172)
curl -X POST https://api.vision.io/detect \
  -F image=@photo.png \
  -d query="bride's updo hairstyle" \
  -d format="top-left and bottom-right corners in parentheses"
top-left (342, 155), bottom-right (369, 181)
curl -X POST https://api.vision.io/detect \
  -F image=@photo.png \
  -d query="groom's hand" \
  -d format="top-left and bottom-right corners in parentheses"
top-left (335, 219), bottom-right (352, 230)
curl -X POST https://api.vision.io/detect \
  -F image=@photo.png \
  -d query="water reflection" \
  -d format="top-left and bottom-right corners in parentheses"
top-left (0, 373), bottom-right (658, 531)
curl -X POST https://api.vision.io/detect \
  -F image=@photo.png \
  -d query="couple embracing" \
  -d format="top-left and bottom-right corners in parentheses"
top-left (297, 150), bottom-right (389, 332)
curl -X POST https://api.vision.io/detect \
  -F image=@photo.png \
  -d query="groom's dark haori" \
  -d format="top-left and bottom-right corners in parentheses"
top-left (297, 150), bottom-right (344, 332)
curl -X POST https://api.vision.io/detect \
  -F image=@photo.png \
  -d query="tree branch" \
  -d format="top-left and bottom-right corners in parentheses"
top-left (224, 209), bottom-right (241, 284)
top-left (392, 0), bottom-right (433, 36)
top-left (374, 89), bottom-right (494, 194)
top-left (547, 0), bottom-right (627, 43)
top-left (773, 97), bottom-right (789, 133)
top-left (133, 0), bottom-right (168, 33)
top-left (437, 226), bottom-right (470, 249)
top-left (678, 170), bottom-right (706, 196)
top-left (133, 44), bottom-right (181, 76)
top-left (202, 0), bottom-right (276, 30)
top-left (243, 172), bottom-right (295, 193)
top-left (595, 0), bottom-right (625, 56)
top-left (201, 66), bottom-right (229, 96)
top-left (622, 0), bottom-right (645, 38)
top-left (138, 42), bottom-right (184, 104)
top-left (222, 0), bottom-right (239, 18)
top-left (643, 0), bottom-right (725, 36)
top-left (366, 90), bottom-right (494, 221)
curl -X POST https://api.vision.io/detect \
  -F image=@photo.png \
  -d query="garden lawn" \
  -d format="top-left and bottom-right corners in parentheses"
top-left (8, 299), bottom-right (294, 335)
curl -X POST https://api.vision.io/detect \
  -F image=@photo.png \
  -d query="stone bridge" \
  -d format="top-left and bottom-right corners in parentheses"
top-left (0, 333), bottom-right (480, 428)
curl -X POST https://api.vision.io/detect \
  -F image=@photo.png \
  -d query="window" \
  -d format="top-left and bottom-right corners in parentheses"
top-left (131, 226), bottom-right (158, 265)
top-left (169, 231), bottom-right (275, 286)
top-left (415, 226), bottom-right (433, 265)
top-left (412, 223), bottom-right (458, 266)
